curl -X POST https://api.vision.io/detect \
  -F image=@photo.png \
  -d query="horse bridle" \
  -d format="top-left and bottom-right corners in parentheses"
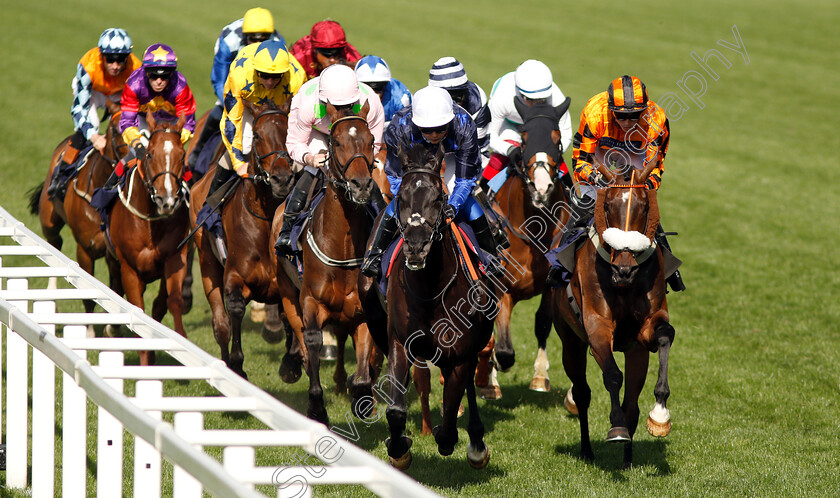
top-left (249, 109), bottom-right (290, 185)
top-left (394, 168), bottom-right (448, 246)
top-left (137, 127), bottom-right (187, 209)
top-left (326, 115), bottom-right (374, 193)
top-left (513, 114), bottom-right (562, 202)
top-left (600, 180), bottom-right (655, 266)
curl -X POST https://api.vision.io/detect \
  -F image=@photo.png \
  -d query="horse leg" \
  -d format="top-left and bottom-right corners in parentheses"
top-left (181, 244), bottom-right (194, 315)
top-left (647, 321), bottom-right (675, 438)
top-left (163, 253), bottom-right (188, 337)
top-left (38, 186), bottom-right (64, 250)
top-left (198, 236), bottom-right (231, 366)
top-left (75, 246), bottom-right (97, 338)
top-left (120, 265), bottom-right (153, 365)
top-left (332, 327), bottom-right (348, 394)
top-left (556, 322), bottom-right (594, 461)
top-left (260, 303), bottom-right (287, 344)
top-left (530, 291), bottom-right (554, 392)
top-left (435, 363), bottom-right (469, 456)
top-left (590, 336), bottom-right (629, 443)
top-left (411, 361), bottom-right (433, 436)
top-left (620, 345), bottom-right (650, 469)
top-left (278, 294), bottom-right (305, 383)
top-left (493, 293), bottom-right (515, 371)
top-left (302, 297), bottom-right (328, 425)
top-left (385, 340), bottom-right (412, 469)
top-left (103, 254), bottom-right (124, 338)
top-left (223, 286), bottom-right (248, 379)
top-left (476, 335), bottom-right (501, 400)
top-left (465, 360), bottom-right (490, 469)
top-left (348, 323), bottom-right (375, 420)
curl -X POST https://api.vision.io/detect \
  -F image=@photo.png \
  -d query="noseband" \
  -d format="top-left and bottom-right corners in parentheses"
top-left (395, 168), bottom-right (448, 245)
top-left (594, 175), bottom-right (659, 267)
top-left (326, 115), bottom-right (374, 193)
top-left (249, 109), bottom-right (290, 185)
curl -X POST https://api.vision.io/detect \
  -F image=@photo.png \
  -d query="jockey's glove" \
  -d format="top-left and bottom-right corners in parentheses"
top-left (133, 143), bottom-right (146, 161)
top-left (506, 145), bottom-right (522, 168)
top-left (180, 129), bottom-right (193, 144)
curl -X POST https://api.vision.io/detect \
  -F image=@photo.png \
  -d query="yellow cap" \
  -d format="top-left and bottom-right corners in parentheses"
top-left (252, 41), bottom-right (290, 74)
top-left (242, 7), bottom-right (274, 34)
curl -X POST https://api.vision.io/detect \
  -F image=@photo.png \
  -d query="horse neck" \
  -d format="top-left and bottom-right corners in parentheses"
top-left (311, 182), bottom-right (368, 256)
top-left (242, 177), bottom-right (281, 220)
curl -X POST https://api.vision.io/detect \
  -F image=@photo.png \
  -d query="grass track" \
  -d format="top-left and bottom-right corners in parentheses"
top-left (1, 0), bottom-right (839, 496)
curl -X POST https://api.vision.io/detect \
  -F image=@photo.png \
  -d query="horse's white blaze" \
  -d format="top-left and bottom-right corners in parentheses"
top-left (163, 140), bottom-right (174, 195)
top-left (408, 213), bottom-right (425, 226)
top-left (649, 402), bottom-right (670, 423)
top-left (348, 126), bottom-right (357, 137)
top-left (621, 190), bottom-right (631, 202)
top-left (533, 163), bottom-right (552, 195)
top-left (602, 227), bottom-right (651, 252)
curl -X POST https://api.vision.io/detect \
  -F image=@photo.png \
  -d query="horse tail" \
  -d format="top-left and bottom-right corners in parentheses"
top-left (27, 182), bottom-right (44, 215)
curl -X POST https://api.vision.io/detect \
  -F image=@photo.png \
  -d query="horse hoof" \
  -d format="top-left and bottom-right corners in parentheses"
top-left (479, 385), bottom-right (502, 400)
top-left (563, 389), bottom-right (578, 415)
top-left (606, 426), bottom-right (631, 442)
top-left (646, 416), bottom-right (672, 437)
top-left (278, 358), bottom-right (302, 384)
top-left (261, 324), bottom-right (285, 344)
top-left (320, 345), bottom-right (338, 361)
top-left (529, 376), bottom-right (550, 392)
top-left (308, 408), bottom-right (329, 426)
top-left (388, 450), bottom-right (412, 470)
top-left (104, 324), bottom-right (123, 338)
top-left (467, 445), bottom-right (490, 469)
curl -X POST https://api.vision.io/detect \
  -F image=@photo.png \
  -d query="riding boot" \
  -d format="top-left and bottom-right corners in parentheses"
top-left (478, 176), bottom-right (492, 195)
top-left (360, 212), bottom-right (400, 278)
top-left (101, 170), bottom-right (120, 191)
top-left (558, 190), bottom-right (595, 248)
top-left (655, 225), bottom-right (686, 292)
top-left (188, 105), bottom-right (223, 170)
top-left (370, 183), bottom-right (388, 213)
top-left (47, 133), bottom-right (84, 198)
top-left (275, 168), bottom-right (316, 254)
top-left (206, 166), bottom-right (234, 199)
top-left (468, 215), bottom-right (505, 277)
top-left (473, 185), bottom-right (509, 250)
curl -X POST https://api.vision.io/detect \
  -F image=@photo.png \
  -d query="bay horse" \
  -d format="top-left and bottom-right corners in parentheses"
top-left (105, 112), bottom-right (191, 364)
top-left (293, 101), bottom-right (379, 425)
top-left (189, 99), bottom-right (299, 379)
top-left (360, 144), bottom-right (496, 470)
top-left (29, 100), bottom-right (127, 335)
top-left (552, 165), bottom-right (675, 469)
top-left (483, 97), bottom-right (572, 394)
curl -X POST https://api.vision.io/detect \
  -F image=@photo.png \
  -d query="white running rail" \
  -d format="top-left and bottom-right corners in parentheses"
top-left (0, 206), bottom-right (438, 498)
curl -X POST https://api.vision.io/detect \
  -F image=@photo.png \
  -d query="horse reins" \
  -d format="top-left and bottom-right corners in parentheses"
top-left (249, 109), bottom-right (290, 185)
top-left (326, 115), bottom-right (374, 195)
top-left (121, 127), bottom-right (187, 220)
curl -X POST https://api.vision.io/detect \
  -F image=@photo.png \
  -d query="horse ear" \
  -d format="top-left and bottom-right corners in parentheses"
top-left (176, 112), bottom-right (186, 132)
top-left (550, 129), bottom-right (561, 145)
top-left (397, 145), bottom-right (410, 169)
top-left (358, 99), bottom-right (370, 120)
top-left (554, 96), bottom-right (572, 120)
top-left (242, 98), bottom-right (260, 117)
top-left (146, 110), bottom-right (157, 130)
top-left (434, 143), bottom-right (446, 167)
top-left (325, 101), bottom-right (340, 122)
top-left (105, 99), bottom-right (121, 118)
top-left (513, 96), bottom-right (530, 121)
top-left (638, 155), bottom-right (659, 186)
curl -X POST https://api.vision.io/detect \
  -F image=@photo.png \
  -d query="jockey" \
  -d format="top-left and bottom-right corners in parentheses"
top-left (274, 64), bottom-right (385, 253)
top-left (204, 40), bottom-right (306, 198)
top-left (549, 75), bottom-right (685, 292)
top-left (104, 44), bottom-right (197, 189)
top-left (354, 55), bottom-right (411, 127)
top-left (47, 28), bottom-right (140, 198)
top-left (290, 19), bottom-right (362, 79)
top-left (482, 59), bottom-right (573, 193)
top-left (360, 86), bottom-right (505, 278)
top-left (427, 57), bottom-right (491, 163)
top-left (187, 7), bottom-right (286, 170)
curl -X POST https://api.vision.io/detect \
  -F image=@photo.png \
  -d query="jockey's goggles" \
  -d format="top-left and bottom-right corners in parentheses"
top-left (365, 81), bottom-right (387, 94)
top-left (447, 88), bottom-right (469, 106)
top-left (315, 46), bottom-right (344, 59)
top-left (256, 70), bottom-right (284, 81)
top-left (419, 124), bottom-right (449, 135)
top-left (245, 32), bottom-right (271, 44)
top-left (103, 53), bottom-right (129, 64)
top-left (613, 110), bottom-right (643, 121)
top-left (146, 68), bottom-right (174, 81)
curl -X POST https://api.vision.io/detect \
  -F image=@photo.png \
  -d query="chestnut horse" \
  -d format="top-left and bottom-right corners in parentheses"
top-left (29, 100), bottom-right (126, 334)
top-left (292, 102), bottom-right (379, 425)
top-left (105, 112), bottom-right (191, 364)
top-left (360, 144), bottom-right (496, 470)
top-left (552, 166), bottom-right (675, 469)
top-left (484, 98), bottom-right (572, 393)
top-left (189, 100), bottom-right (299, 379)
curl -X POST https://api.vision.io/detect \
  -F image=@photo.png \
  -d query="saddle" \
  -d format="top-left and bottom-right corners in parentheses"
top-left (50, 145), bottom-right (97, 201)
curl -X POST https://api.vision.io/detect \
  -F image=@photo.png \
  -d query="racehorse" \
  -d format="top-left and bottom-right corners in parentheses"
top-left (189, 99), bottom-right (298, 379)
top-left (292, 101), bottom-right (379, 425)
top-left (552, 165), bottom-right (675, 469)
top-left (105, 112), bottom-right (191, 364)
top-left (482, 97), bottom-right (572, 394)
top-left (359, 144), bottom-right (496, 470)
top-left (29, 100), bottom-right (127, 335)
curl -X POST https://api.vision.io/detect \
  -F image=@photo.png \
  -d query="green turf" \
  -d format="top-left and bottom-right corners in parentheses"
top-left (2, 0), bottom-right (840, 496)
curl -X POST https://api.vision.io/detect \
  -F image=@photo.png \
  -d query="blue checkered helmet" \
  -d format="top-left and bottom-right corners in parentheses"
top-left (98, 28), bottom-right (133, 55)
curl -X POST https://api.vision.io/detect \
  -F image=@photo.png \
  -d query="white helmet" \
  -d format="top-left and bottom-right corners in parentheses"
top-left (514, 59), bottom-right (553, 100)
top-left (318, 64), bottom-right (361, 106)
top-left (411, 86), bottom-right (455, 128)
top-left (354, 55), bottom-right (391, 83)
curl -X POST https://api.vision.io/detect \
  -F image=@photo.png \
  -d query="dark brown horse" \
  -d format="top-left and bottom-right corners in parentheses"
top-left (292, 102), bottom-right (379, 425)
top-left (29, 100), bottom-right (126, 335)
top-left (552, 165), bottom-right (675, 469)
top-left (483, 98), bottom-right (572, 394)
top-left (360, 144), bottom-right (496, 470)
top-left (189, 100), bottom-right (298, 379)
top-left (105, 112), bottom-right (191, 364)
